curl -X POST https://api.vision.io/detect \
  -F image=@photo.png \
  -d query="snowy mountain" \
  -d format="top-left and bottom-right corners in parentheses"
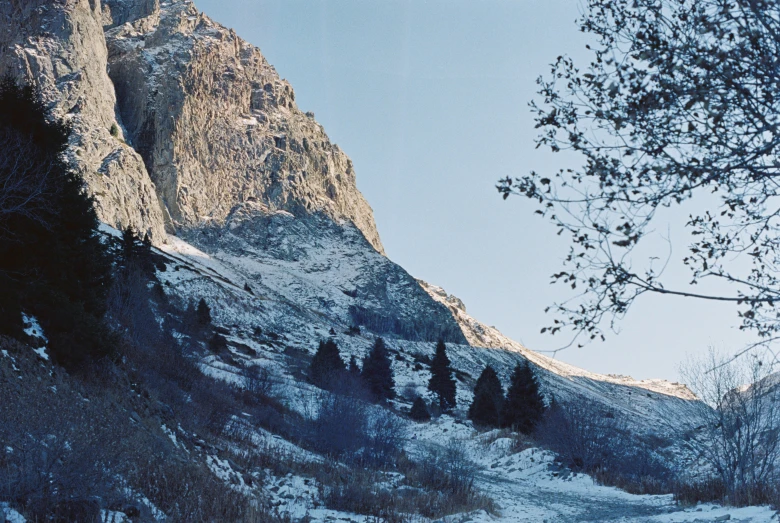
top-left (5, 0), bottom-right (773, 521)
top-left (0, 0), bottom-right (707, 440)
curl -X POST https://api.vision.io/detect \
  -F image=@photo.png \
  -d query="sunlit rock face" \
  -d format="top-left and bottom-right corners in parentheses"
top-left (103, 0), bottom-right (385, 253)
top-left (0, 0), bottom-right (168, 241)
top-left (1, 0), bottom-right (384, 252)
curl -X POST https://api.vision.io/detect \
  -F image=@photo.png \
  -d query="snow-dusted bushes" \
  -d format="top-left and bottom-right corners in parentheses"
top-left (0, 339), bottom-right (123, 521)
top-left (307, 385), bottom-right (407, 466)
top-left (398, 439), bottom-right (496, 516)
top-left (534, 398), bottom-right (673, 494)
top-left (679, 349), bottom-right (780, 507)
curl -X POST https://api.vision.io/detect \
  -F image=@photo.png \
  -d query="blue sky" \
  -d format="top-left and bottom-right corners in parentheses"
top-left (195, 0), bottom-right (753, 382)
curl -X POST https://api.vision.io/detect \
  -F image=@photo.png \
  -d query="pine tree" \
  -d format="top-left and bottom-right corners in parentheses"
top-left (117, 226), bottom-right (155, 278)
top-left (196, 298), bottom-right (212, 327)
top-left (468, 366), bottom-right (504, 428)
top-left (309, 338), bottom-right (346, 388)
top-left (428, 339), bottom-right (456, 410)
top-left (360, 337), bottom-right (395, 402)
top-left (410, 397), bottom-right (431, 422)
top-left (502, 361), bottom-right (545, 434)
top-left (348, 355), bottom-right (361, 378)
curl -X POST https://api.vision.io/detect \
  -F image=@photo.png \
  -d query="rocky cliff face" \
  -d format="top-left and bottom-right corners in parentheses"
top-left (0, 0), bottom-right (168, 240)
top-left (0, 0), bottom-right (383, 253)
top-left (104, 0), bottom-right (384, 253)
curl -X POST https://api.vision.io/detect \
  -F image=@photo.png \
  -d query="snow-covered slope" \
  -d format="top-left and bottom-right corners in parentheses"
top-left (148, 217), bottom-right (707, 448)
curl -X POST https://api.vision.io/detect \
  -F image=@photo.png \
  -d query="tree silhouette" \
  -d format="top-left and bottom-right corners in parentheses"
top-left (502, 361), bottom-right (545, 434)
top-left (428, 339), bottom-right (456, 410)
top-left (498, 0), bottom-right (780, 350)
top-left (468, 366), bottom-right (504, 428)
top-left (0, 77), bottom-right (114, 366)
top-left (309, 338), bottom-right (346, 388)
top-left (360, 337), bottom-right (395, 402)
top-left (409, 397), bottom-right (431, 422)
top-left (196, 298), bottom-right (212, 327)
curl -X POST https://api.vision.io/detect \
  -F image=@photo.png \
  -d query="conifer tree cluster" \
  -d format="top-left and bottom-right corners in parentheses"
top-left (308, 335), bottom-right (395, 402)
top-left (117, 226), bottom-right (156, 279)
top-left (467, 360), bottom-right (545, 433)
top-left (428, 339), bottom-right (456, 410)
top-left (0, 78), bottom-right (114, 367)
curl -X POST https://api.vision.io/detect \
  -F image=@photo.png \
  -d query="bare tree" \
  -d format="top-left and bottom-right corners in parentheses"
top-left (498, 0), bottom-right (780, 350)
top-left (241, 364), bottom-right (275, 398)
top-left (681, 349), bottom-right (780, 505)
top-left (0, 129), bottom-right (55, 233)
top-left (535, 398), bottom-right (623, 471)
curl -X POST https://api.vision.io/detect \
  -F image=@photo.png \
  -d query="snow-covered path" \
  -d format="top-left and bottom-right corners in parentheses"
top-left (471, 453), bottom-right (777, 523)
top-left (408, 419), bottom-right (777, 523)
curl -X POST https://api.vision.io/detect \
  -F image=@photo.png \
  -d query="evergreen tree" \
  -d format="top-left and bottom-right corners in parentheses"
top-left (117, 226), bottom-right (155, 278)
top-left (502, 361), bottom-right (545, 434)
top-left (348, 354), bottom-right (361, 378)
top-left (209, 332), bottom-right (229, 354)
top-left (360, 337), bottom-right (395, 402)
top-left (468, 366), bottom-right (504, 428)
top-left (410, 397), bottom-right (431, 422)
top-left (309, 338), bottom-right (346, 388)
top-left (0, 77), bottom-right (114, 366)
top-left (196, 298), bottom-right (212, 327)
top-left (428, 339), bottom-right (456, 410)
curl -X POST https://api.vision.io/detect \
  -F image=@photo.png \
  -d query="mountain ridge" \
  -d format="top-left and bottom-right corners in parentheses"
top-left (1, 0), bottom-right (701, 431)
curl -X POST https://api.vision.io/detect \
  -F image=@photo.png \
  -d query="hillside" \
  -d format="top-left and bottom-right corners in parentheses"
top-left (2, 0), bottom-right (779, 521)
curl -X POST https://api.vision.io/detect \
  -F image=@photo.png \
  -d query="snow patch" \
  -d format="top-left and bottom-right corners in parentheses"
top-left (21, 313), bottom-right (48, 361)
top-left (0, 502), bottom-right (25, 523)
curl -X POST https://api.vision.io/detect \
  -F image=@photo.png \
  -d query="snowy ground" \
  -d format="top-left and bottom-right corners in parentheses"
top-left (138, 227), bottom-right (780, 522)
top-left (471, 456), bottom-right (776, 522)
top-left (246, 414), bottom-right (777, 522)
top-left (422, 419), bottom-right (777, 523)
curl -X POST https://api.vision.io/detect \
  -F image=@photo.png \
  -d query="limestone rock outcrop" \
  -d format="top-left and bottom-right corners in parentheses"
top-left (104, 0), bottom-right (384, 253)
top-left (0, 0), bottom-right (169, 240)
top-left (1, 0), bottom-right (384, 253)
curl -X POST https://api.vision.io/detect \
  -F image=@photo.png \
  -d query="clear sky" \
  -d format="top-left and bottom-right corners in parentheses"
top-left (194, 0), bottom-right (755, 382)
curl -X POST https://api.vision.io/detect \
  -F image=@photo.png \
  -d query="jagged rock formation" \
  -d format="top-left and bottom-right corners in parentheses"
top-left (103, 0), bottom-right (384, 253)
top-left (0, 0), bottom-right (168, 240)
top-left (0, 0), bottom-right (384, 253)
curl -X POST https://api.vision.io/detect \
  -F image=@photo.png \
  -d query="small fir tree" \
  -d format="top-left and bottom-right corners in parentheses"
top-left (309, 338), bottom-right (346, 388)
top-left (360, 337), bottom-right (395, 402)
top-left (502, 361), bottom-right (545, 434)
top-left (468, 366), bottom-right (504, 428)
top-left (196, 298), bottom-right (212, 327)
top-left (410, 397), bottom-right (431, 422)
top-left (117, 226), bottom-right (156, 279)
top-left (348, 354), bottom-right (361, 378)
top-left (428, 339), bottom-right (456, 410)
top-left (209, 332), bottom-right (229, 354)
